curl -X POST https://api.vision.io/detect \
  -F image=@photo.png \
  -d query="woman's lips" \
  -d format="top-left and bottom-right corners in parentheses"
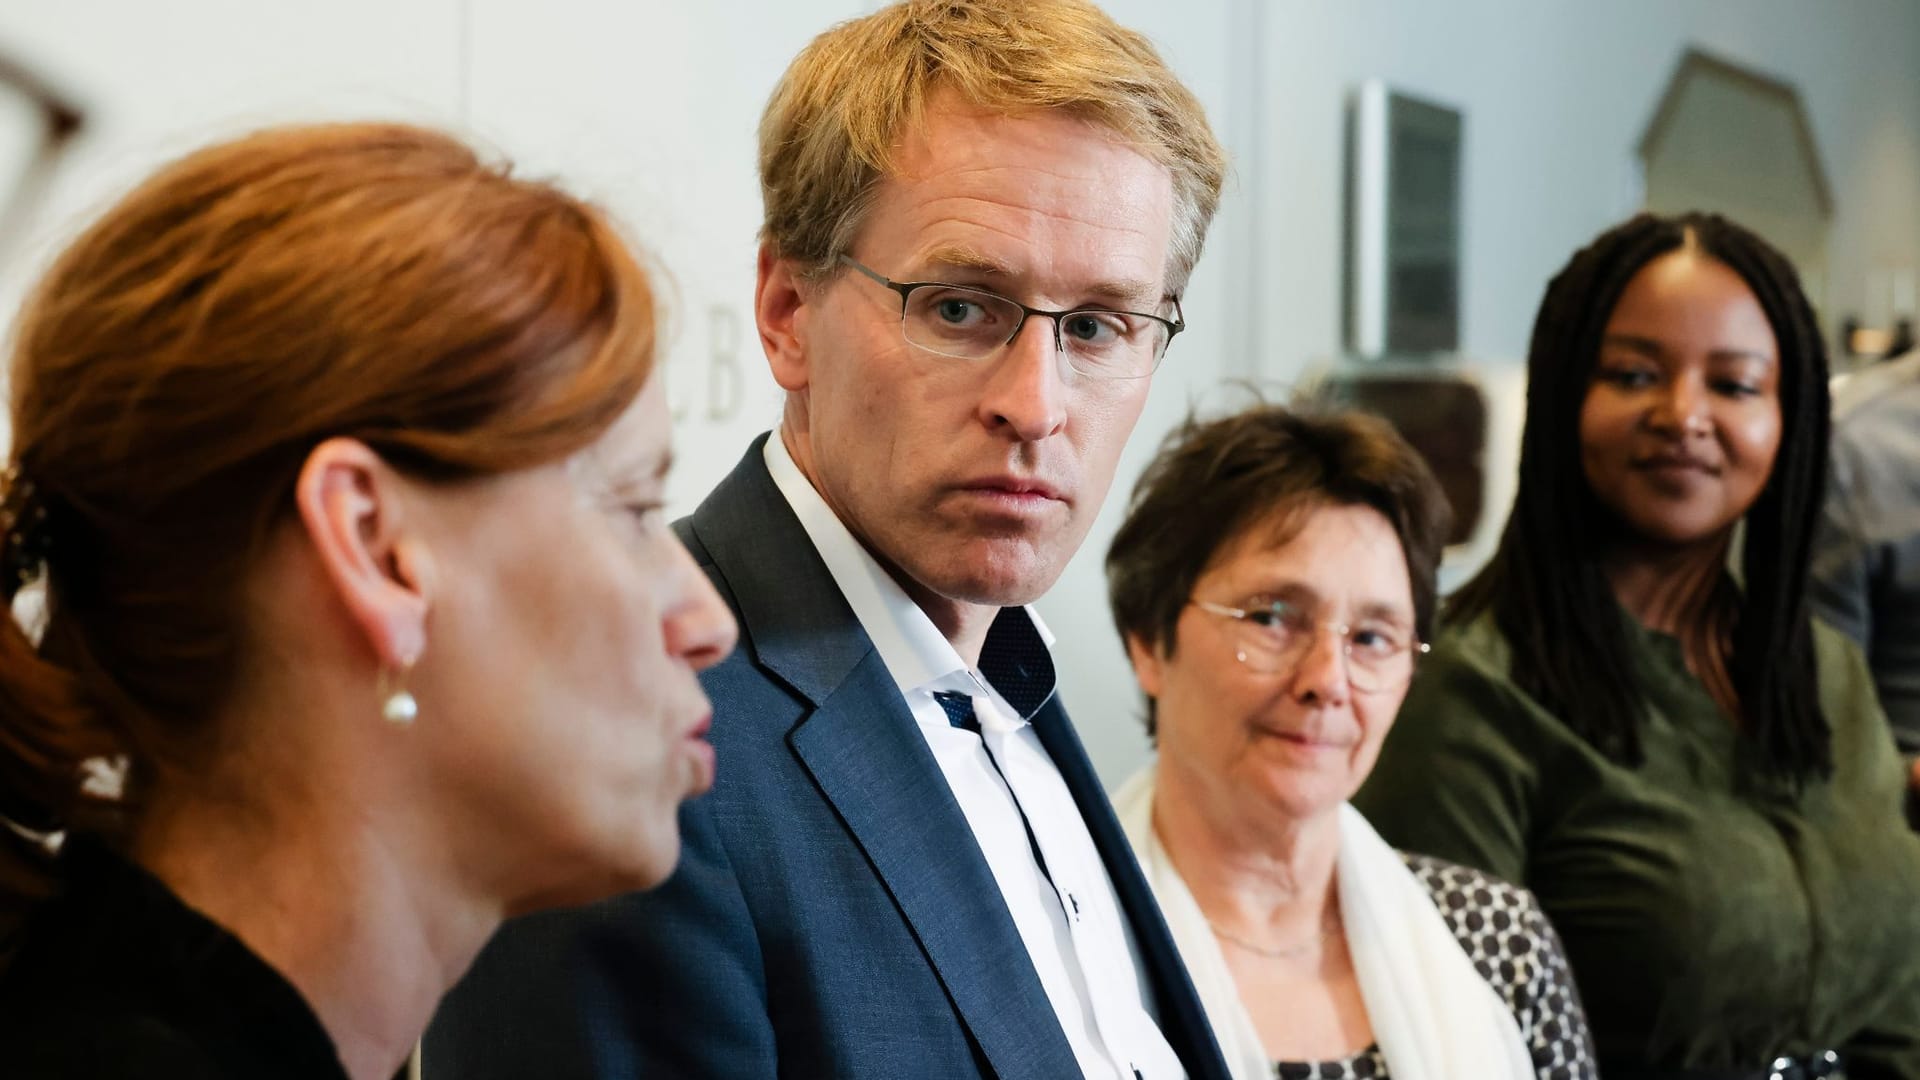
top-left (1634, 451), bottom-right (1719, 476)
top-left (683, 713), bottom-right (715, 794)
top-left (1260, 727), bottom-right (1355, 753)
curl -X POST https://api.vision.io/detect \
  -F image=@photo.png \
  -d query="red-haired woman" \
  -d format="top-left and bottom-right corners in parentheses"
top-left (0, 123), bottom-right (734, 1079)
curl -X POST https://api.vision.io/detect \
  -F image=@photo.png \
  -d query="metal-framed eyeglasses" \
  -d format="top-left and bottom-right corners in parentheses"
top-left (838, 254), bottom-right (1183, 380)
top-left (1189, 597), bottom-right (1429, 694)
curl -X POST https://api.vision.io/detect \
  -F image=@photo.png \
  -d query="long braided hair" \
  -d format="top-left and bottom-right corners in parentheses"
top-left (1449, 212), bottom-right (1832, 784)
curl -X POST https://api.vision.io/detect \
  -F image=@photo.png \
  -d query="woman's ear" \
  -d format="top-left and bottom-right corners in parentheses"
top-left (293, 438), bottom-right (434, 669)
top-left (1125, 632), bottom-right (1166, 699)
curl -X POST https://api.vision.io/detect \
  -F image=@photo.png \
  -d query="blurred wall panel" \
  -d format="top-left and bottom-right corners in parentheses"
top-left (1253, 0), bottom-right (1920, 390)
top-left (0, 0), bottom-right (465, 446)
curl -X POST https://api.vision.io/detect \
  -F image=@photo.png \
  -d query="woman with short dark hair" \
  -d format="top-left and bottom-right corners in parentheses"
top-left (1107, 402), bottom-right (1596, 1080)
top-left (1356, 212), bottom-right (1920, 1078)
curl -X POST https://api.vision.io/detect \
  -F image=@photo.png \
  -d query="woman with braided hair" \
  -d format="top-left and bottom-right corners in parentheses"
top-left (0, 123), bottom-right (735, 1078)
top-left (1356, 212), bottom-right (1920, 1077)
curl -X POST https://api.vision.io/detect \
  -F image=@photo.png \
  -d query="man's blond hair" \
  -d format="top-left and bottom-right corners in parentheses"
top-left (760, 0), bottom-right (1227, 295)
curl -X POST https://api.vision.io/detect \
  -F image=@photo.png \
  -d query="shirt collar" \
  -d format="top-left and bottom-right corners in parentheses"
top-left (762, 433), bottom-right (1057, 719)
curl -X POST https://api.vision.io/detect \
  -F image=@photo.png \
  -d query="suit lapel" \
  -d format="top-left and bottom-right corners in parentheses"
top-left (689, 437), bottom-right (1082, 1079)
top-left (1031, 701), bottom-right (1232, 1080)
top-left (790, 668), bottom-right (1081, 1079)
top-left (686, 436), bottom-right (869, 707)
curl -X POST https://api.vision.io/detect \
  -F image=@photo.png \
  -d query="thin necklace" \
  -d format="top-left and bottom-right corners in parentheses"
top-left (1207, 912), bottom-right (1342, 960)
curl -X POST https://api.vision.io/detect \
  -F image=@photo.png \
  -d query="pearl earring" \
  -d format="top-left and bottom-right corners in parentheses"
top-left (379, 662), bottom-right (418, 726)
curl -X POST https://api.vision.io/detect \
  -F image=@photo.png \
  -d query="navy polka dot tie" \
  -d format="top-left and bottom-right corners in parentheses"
top-left (933, 690), bottom-right (980, 733)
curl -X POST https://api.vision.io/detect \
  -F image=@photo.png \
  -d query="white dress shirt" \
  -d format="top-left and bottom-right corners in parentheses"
top-left (764, 434), bottom-right (1185, 1080)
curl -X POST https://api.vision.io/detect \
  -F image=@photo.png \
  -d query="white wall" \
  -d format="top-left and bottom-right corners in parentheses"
top-left (1250, 0), bottom-right (1920, 377)
top-left (1, 2), bottom-right (1917, 787)
top-left (0, 2), bottom-right (465, 324)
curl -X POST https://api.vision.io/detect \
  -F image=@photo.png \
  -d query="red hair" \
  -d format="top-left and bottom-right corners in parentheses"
top-left (0, 122), bottom-right (658, 930)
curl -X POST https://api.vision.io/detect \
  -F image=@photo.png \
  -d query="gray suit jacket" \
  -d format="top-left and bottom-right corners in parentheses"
top-left (1812, 352), bottom-right (1920, 754)
top-left (423, 435), bottom-right (1230, 1079)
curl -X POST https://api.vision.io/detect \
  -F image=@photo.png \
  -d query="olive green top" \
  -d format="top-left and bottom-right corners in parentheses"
top-left (1353, 608), bottom-right (1920, 1075)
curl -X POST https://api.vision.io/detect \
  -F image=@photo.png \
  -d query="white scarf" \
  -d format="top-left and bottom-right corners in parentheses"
top-left (1114, 764), bottom-right (1534, 1080)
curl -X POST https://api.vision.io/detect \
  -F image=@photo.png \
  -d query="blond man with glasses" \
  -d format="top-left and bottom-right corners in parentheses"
top-left (428, 2), bottom-right (1230, 1078)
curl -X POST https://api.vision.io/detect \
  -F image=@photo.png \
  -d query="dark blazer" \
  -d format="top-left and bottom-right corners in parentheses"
top-left (0, 838), bottom-right (351, 1080)
top-left (425, 435), bottom-right (1229, 1080)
